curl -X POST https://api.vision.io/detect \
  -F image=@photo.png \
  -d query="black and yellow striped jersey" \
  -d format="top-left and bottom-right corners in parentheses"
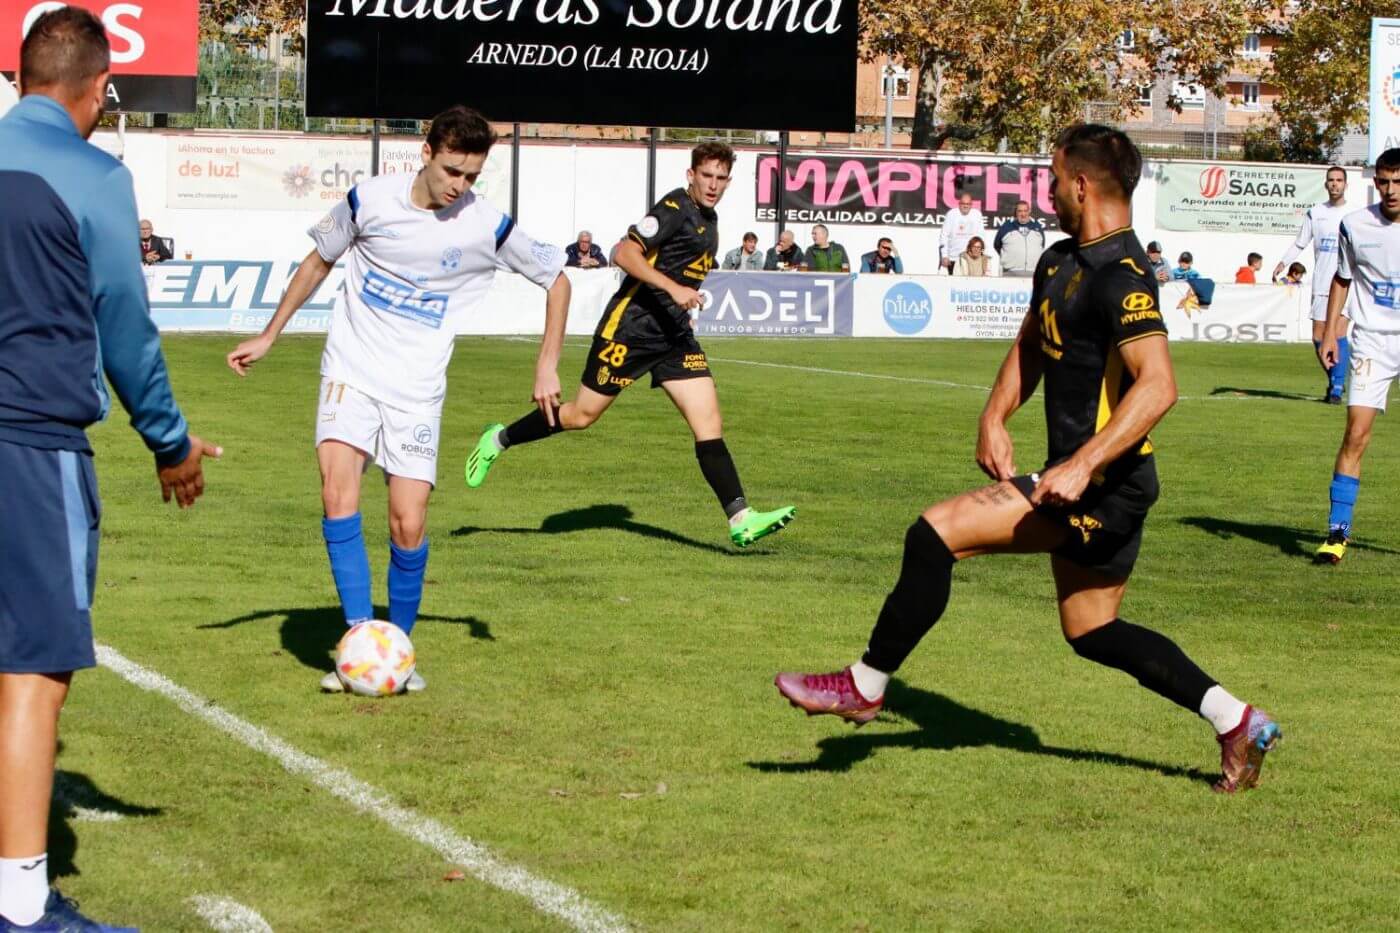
top-left (595, 187), bottom-right (718, 342)
top-left (1032, 227), bottom-right (1168, 478)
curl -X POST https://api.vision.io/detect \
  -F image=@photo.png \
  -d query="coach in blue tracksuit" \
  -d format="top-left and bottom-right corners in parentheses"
top-left (0, 9), bottom-right (219, 929)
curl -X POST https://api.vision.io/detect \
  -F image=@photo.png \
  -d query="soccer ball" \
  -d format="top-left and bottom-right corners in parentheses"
top-left (334, 621), bottom-right (416, 697)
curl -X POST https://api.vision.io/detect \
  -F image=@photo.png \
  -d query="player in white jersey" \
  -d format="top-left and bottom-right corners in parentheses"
top-left (225, 107), bottom-right (569, 689)
top-left (1314, 150), bottom-right (1400, 564)
top-left (1275, 166), bottom-right (1353, 403)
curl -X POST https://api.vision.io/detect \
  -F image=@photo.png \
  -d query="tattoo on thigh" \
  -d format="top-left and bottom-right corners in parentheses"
top-left (970, 483), bottom-right (1015, 507)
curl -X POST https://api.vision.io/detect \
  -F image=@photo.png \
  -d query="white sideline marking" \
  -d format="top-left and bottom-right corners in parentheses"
top-left (496, 336), bottom-right (1275, 401)
top-left (98, 645), bottom-right (629, 933)
top-left (188, 895), bottom-right (274, 933)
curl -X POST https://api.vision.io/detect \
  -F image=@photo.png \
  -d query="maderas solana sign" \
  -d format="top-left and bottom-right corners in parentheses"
top-left (306, 0), bottom-right (857, 130)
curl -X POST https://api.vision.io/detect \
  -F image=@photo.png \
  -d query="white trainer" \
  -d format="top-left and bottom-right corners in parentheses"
top-left (319, 670), bottom-right (346, 693)
top-left (405, 671), bottom-right (426, 693)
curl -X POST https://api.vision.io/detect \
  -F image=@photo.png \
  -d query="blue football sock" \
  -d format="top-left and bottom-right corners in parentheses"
top-left (388, 539), bottom-right (428, 635)
top-left (1328, 473), bottom-right (1360, 535)
top-left (323, 513), bottom-right (373, 625)
top-left (1330, 337), bottom-right (1351, 397)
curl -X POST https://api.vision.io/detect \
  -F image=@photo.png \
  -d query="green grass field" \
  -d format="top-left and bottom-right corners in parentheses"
top-left (55, 335), bottom-right (1400, 931)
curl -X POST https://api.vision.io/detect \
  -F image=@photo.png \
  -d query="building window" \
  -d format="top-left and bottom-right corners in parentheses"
top-left (1241, 81), bottom-right (1260, 109)
top-left (1136, 84), bottom-right (1153, 107)
top-left (1243, 32), bottom-right (1261, 57)
top-left (1174, 80), bottom-right (1205, 109)
top-left (1116, 29), bottom-right (1135, 50)
top-left (883, 65), bottom-right (911, 100)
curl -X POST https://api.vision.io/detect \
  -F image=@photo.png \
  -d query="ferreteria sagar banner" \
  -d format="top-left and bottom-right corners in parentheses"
top-left (754, 153), bottom-right (1058, 229)
top-left (1153, 161), bottom-right (1328, 235)
top-left (305, 0), bottom-right (857, 130)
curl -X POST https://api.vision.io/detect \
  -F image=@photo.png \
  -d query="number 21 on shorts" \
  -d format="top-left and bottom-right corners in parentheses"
top-left (597, 340), bottom-right (628, 367)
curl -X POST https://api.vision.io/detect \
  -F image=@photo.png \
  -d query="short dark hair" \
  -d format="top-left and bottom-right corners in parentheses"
top-left (426, 106), bottom-right (496, 155)
top-left (20, 6), bottom-right (110, 93)
top-left (878, 237), bottom-right (893, 248)
top-left (1376, 148), bottom-right (1400, 175)
top-left (1179, 251), bottom-right (1193, 263)
top-left (1146, 241), bottom-right (1162, 253)
top-left (742, 231), bottom-right (757, 242)
top-left (1326, 165), bottom-right (1347, 181)
top-left (1247, 252), bottom-right (1262, 263)
top-left (692, 142), bottom-right (735, 171)
top-left (1288, 261), bottom-right (1306, 277)
top-left (1054, 123), bottom-right (1142, 198)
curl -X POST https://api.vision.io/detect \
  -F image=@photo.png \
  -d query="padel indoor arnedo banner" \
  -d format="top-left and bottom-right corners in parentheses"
top-left (305, 0), bottom-right (857, 129)
top-left (0, 0), bottom-right (198, 112)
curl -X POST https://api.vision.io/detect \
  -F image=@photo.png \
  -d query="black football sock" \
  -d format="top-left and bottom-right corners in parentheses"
top-left (695, 439), bottom-right (747, 518)
top-left (1068, 619), bottom-right (1216, 712)
top-left (862, 518), bottom-right (955, 673)
top-left (502, 407), bottom-right (563, 448)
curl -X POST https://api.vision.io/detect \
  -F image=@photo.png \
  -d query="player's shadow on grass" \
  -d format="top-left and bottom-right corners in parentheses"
top-left (749, 681), bottom-right (1215, 787)
top-left (1209, 386), bottom-right (1320, 402)
top-left (1181, 516), bottom-right (1400, 559)
top-left (48, 763), bottom-right (163, 879)
top-left (451, 503), bottom-right (739, 556)
top-left (200, 607), bottom-right (494, 673)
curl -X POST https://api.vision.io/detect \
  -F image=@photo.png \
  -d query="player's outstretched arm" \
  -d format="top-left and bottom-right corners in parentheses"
top-left (1033, 335), bottom-right (1176, 508)
top-left (1318, 274), bottom-right (1351, 368)
top-left (534, 273), bottom-right (571, 424)
top-left (976, 309), bottom-right (1045, 480)
top-left (226, 249), bottom-right (334, 376)
top-left (1275, 212), bottom-right (1312, 280)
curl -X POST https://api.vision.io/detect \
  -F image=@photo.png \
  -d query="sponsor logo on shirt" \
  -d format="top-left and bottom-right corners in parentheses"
top-left (360, 269), bottom-right (449, 328)
top-left (1372, 280), bottom-right (1400, 309)
top-left (1318, 235), bottom-right (1338, 253)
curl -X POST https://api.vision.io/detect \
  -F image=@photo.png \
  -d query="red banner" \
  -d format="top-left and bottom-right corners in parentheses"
top-left (2, 0), bottom-right (197, 75)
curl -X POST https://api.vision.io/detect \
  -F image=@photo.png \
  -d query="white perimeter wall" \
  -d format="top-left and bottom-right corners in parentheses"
top-left (102, 129), bottom-right (1370, 282)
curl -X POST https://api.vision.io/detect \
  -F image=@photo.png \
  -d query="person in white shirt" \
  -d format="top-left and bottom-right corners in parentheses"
top-left (225, 106), bottom-right (569, 691)
top-left (940, 191), bottom-right (985, 273)
top-left (1314, 150), bottom-right (1400, 565)
top-left (1276, 165), bottom-right (1353, 402)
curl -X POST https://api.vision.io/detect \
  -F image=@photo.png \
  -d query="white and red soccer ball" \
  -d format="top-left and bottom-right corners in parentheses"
top-left (334, 621), bottom-right (415, 696)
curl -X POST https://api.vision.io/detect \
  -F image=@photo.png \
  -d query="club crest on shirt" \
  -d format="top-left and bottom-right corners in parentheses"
top-left (441, 247), bottom-right (462, 272)
top-left (315, 213), bottom-right (336, 234)
top-left (636, 216), bottom-right (660, 238)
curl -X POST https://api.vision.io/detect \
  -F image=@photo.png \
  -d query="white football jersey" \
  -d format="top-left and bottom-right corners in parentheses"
top-left (310, 173), bottom-right (563, 411)
top-left (1280, 200), bottom-right (1350, 298)
top-left (1337, 204), bottom-right (1400, 333)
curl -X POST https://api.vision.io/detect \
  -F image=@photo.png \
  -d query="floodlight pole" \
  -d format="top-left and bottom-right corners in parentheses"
top-left (511, 123), bottom-right (521, 221)
top-left (883, 57), bottom-right (894, 148)
top-left (775, 130), bottom-right (789, 240)
top-left (371, 119), bottom-right (380, 176)
top-left (646, 127), bottom-right (658, 208)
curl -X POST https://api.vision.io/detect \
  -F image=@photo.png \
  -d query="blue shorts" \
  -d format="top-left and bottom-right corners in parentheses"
top-left (0, 440), bottom-right (99, 673)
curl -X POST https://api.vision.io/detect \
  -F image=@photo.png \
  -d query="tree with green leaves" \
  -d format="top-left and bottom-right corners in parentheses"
top-left (861, 0), bottom-right (1281, 151)
top-left (1265, 0), bottom-right (1398, 162)
top-left (200, 0), bottom-right (304, 55)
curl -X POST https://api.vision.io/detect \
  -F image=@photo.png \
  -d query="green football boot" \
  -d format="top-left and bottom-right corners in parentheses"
top-left (465, 423), bottom-right (505, 488)
top-left (730, 506), bottom-right (796, 548)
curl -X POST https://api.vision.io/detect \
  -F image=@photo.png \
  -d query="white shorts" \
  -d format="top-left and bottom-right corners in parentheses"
top-left (315, 378), bottom-right (441, 485)
top-left (1347, 328), bottom-right (1400, 411)
top-left (1310, 292), bottom-right (1357, 323)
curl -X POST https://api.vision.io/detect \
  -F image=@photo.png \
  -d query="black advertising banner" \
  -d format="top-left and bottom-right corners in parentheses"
top-left (305, 0), bottom-right (857, 129)
top-left (1, 0), bottom-right (199, 113)
top-left (756, 153), bottom-right (1060, 229)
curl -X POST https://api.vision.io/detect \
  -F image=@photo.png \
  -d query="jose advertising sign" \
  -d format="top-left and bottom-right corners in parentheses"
top-left (0, 0), bottom-right (198, 112)
top-left (755, 153), bottom-right (1057, 229)
top-left (1153, 161), bottom-right (1327, 235)
top-left (305, 0), bottom-right (857, 129)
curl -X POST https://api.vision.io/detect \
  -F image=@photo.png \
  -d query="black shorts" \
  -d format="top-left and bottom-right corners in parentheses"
top-left (1010, 457), bottom-right (1159, 580)
top-left (580, 332), bottom-right (713, 396)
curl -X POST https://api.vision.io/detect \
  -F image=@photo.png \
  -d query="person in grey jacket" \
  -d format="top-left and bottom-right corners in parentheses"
top-left (722, 231), bottom-right (766, 271)
top-left (992, 200), bottom-right (1045, 277)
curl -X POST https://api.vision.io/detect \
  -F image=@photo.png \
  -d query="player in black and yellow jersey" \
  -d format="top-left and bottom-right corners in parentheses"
top-left (776, 125), bottom-right (1281, 793)
top-left (466, 143), bottom-right (795, 548)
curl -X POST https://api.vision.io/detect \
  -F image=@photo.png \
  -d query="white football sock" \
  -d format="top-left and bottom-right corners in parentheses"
top-left (727, 507), bottom-right (750, 529)
top-left (849, 661), bottom-right (889, 700)
top-left (1199, 685), bottom-right (1249, 735)
top-left (0, 854), bottom-right (49, 926)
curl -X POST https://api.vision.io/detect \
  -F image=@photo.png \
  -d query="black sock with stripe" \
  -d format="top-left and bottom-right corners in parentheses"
top-left (695, 439), bottom-right (746, 517)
